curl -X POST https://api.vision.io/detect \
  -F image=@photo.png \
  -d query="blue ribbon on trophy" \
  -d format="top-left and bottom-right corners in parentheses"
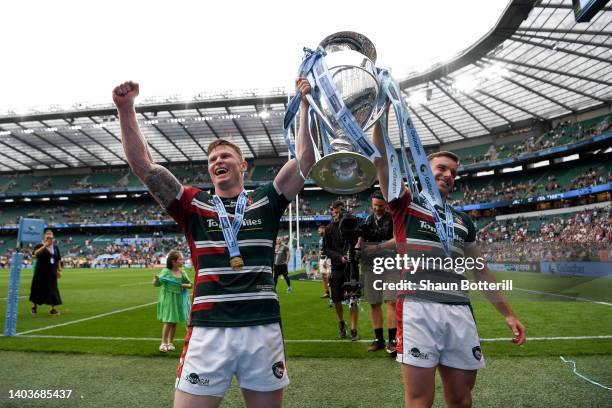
top-left (376, 69), bottom-right (455, 256)
top-left (283, 31), bottom-right (455, 255)
top-left (212, 192), bottom-right (248, 271)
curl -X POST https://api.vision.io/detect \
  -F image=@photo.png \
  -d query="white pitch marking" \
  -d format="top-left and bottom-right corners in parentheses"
top-left (514, 287), bottom-right (612, 307)
top-left (0, 295), bottom-right (27, 300)
top-left (15, 334), bottom-right (160, 341)
top-left (15, 301), bottom-right (158, 335)
top-left (10, 334), bottom-right (612, 342)
top-left (480, 335), bottom-right (612, 342)
top-left (119, 281), bottom-right (153, 287)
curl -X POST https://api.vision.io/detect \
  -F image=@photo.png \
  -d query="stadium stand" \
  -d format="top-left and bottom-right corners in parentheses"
top-left (0, 2), bottom-right (610, 274)
top-left (455, 114), bottom-right (611, 164)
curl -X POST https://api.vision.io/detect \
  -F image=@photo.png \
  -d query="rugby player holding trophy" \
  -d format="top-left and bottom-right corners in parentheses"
top-left (284, 31), bottom-right (526, 408)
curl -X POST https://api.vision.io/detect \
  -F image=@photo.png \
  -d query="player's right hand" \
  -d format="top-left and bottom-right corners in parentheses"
top-left (112, 81), bottom-right (139, 110)
top-left (506, 315), bottom-right (526, 345)
top-left (296, 77), bottom-right (311, 98)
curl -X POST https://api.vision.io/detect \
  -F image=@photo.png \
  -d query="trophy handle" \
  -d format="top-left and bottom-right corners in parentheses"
top-left (363, 104), bottom-right (386, 132)
top-left (306, 94), bottom-right (385, 135)
top-left (304, 94), bottom-right (335, 132)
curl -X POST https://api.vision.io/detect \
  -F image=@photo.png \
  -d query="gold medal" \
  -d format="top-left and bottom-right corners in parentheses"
top-left (230, 256), bottom-right (244, 271)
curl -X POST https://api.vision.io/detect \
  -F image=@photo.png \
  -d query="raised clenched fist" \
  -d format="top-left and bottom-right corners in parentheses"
top-left (112, 81), bottom-right (140, 110)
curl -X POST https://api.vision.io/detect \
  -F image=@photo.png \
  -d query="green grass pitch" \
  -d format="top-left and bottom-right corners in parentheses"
top-left (0, 267), bottom-right (610, 407)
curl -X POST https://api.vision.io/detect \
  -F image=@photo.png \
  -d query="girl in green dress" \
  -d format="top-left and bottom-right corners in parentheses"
top-left (154, 250), bottom-right (192, 353)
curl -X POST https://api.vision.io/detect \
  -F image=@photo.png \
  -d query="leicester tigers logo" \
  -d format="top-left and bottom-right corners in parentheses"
top-left (272, 361), bottom-right (285, 379)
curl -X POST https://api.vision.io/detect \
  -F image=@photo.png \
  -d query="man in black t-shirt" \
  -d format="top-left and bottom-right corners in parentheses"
top-left (358, 191), bottom-right (397, 355)
top-left (323, 201), bottom-right (359, 341)
top-left (274, 237), bottom-right (292, 293)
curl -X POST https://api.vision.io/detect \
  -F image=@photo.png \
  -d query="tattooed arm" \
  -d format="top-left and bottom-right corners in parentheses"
top-left (112, 81), bottom-right (181, 208)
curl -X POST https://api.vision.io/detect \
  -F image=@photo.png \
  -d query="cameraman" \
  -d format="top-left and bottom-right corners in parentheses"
top-left (357, 190), bottom-right (398, 356)
top-left (323, 200), bottom-right (359, 341)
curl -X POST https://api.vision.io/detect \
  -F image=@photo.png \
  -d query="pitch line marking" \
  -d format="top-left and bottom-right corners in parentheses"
top-left (15, 301), bottom-right (157, 335)
top-left (10, 334), bottom-right (612, 342)
top-left (119, 281), bottom-right (153, 287)
top-left (514, 287), bottom-right (612, 307)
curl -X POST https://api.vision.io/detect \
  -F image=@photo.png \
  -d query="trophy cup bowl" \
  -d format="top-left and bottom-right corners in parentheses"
top-left (308, 31), bottom-right (384, 194)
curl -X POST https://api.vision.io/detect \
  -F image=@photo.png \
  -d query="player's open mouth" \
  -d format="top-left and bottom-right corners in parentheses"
top-left (215, 168), bottom-right (228, 176)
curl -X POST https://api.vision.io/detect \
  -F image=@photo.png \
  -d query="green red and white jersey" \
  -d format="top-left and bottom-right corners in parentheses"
top-left (167, 182), bottom-right (289, 327)
top-left (388, 190), bottom-right (478, 304)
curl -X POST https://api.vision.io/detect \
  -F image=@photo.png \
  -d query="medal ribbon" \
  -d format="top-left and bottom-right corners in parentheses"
top-left (212, 192), bottom-right (248, 260)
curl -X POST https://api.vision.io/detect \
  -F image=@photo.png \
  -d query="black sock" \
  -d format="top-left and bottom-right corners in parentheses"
top-left (388, 328), bottom-right (397, 343)
top-left (374, 328), bottom-right (384, 343)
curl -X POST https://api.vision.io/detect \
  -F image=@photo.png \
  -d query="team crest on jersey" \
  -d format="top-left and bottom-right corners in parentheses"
top-left (272, 361), bottom-right (285, 379)
top-left (472, 346), bottom-right (482, 361)
top-left (455, 216), bottom-right (465, 227)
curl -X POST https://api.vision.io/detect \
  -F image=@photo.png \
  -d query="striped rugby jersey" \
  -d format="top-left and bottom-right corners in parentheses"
top-left (167, 182), bottom-right (289, 327)
top-left (388, 190), bottom-right (478, 304)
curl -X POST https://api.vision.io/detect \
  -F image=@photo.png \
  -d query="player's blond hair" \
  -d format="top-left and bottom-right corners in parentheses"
top-left (207, 139), bottom-right (244, 160)
top-left (427, 150), bottom-right (460, 164)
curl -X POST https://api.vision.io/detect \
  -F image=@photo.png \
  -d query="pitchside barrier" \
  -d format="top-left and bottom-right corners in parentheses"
top-left (540, 261), bottom-right (612, 278)
top-left (489, 262), bottom-right (541, 273)
top-left (489, 261), bottom-right (612, 278)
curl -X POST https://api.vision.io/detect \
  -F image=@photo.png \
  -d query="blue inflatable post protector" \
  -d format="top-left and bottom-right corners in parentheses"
top-left (17, 217), bottom-right (45, 245)
top-left (4, 253), bottom-right (23, 336)
top-left (4, 218), bottom-right (45, 336)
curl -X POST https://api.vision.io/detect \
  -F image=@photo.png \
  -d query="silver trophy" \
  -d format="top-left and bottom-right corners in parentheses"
top-left (306, 32), bottom-right (386, 194)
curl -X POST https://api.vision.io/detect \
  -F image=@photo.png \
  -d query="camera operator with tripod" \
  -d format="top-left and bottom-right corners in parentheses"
top-left (323, 200), bottom-right (361, 341)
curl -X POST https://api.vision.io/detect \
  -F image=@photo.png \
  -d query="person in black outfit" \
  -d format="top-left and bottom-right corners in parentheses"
top-left (29, 230), bottom-right (62, 315)
top-left (357, 190), bottom-right (398, 356)
top-left (273, 237), bottom-right (292, 293)
top-left (323, 200), bottom-right (359, 341)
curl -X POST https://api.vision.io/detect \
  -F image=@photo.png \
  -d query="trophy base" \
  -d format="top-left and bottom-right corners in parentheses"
top-left (310, 152), bottom-right (377, 194)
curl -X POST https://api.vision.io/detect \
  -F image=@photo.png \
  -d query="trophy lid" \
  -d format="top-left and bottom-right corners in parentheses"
top-left (318, 31), bottom-right (377, 63)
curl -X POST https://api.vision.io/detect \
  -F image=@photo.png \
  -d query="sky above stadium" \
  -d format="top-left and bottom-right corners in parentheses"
top-left (2, 0), bottom-right (510, 115)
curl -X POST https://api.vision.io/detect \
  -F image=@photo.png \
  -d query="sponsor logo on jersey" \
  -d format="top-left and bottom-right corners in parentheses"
top-left (409, 347), bottom-right (429, 360)
top-left (207, 218), bottom-right (262, 228)
top-left (272, 361), bottom-right (285, 379)
top-left (186, 373), bottom-right (210, 386)
top-left (472, 346), bottom-right (482, 361)
top-left (418, 220), bottom-right (437, 234)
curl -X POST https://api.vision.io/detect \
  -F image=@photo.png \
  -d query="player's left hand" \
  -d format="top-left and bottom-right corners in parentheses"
top-left (506, 315), bottom-right (526, 345)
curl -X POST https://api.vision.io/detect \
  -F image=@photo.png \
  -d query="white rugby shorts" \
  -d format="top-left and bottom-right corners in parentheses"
top-left (396, 299), bottom-right (485, 370)
top-left (176, 323), bottom-right (289, 397)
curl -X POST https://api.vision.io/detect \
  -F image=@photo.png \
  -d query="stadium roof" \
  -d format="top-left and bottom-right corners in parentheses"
top-left (0, 0), bottom-right (610, 172)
